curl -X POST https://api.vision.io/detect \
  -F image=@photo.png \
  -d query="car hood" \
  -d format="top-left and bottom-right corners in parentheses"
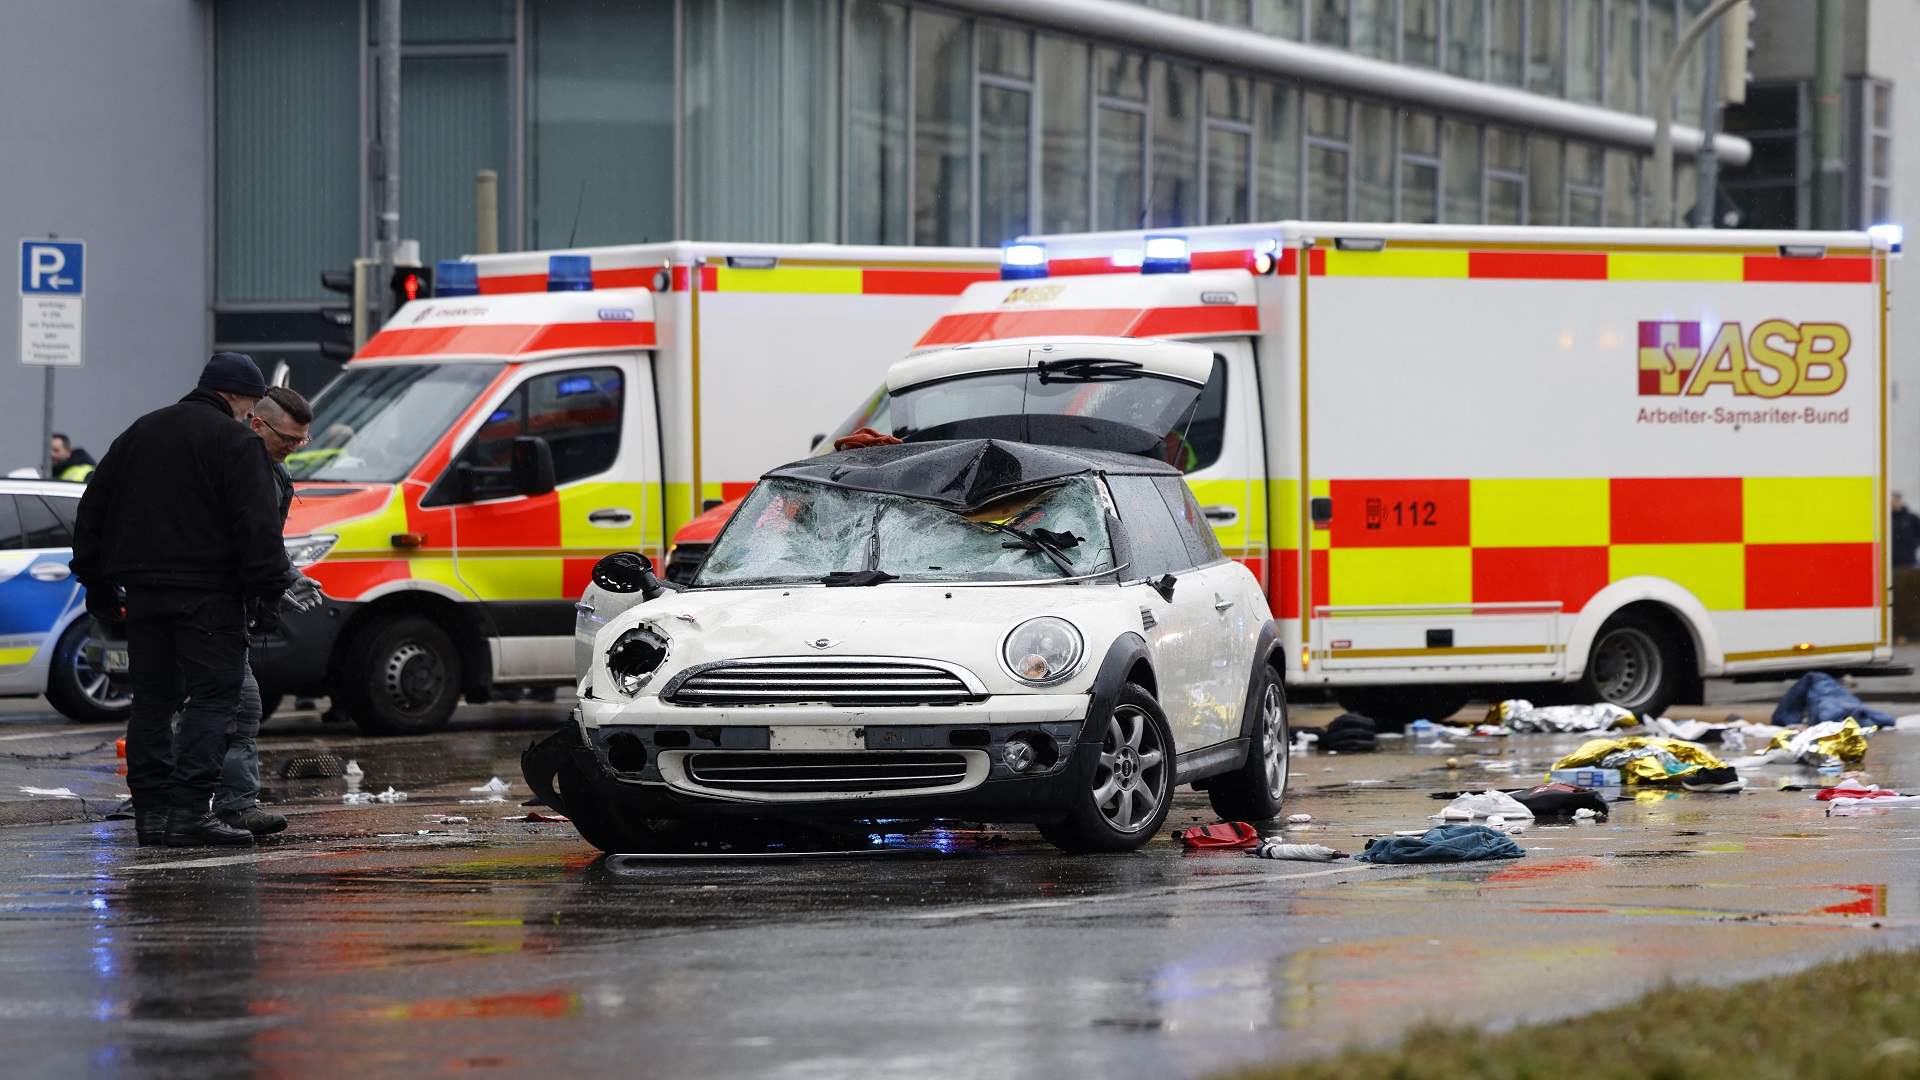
top-left (594, 582), bottom-right (1140, 698)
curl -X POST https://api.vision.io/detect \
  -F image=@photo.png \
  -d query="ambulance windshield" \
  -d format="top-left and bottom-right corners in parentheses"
top-left (286, 363), bottom-right (503, 483)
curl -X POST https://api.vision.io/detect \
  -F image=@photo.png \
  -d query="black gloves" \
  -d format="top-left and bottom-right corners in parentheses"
top-left (247, 594), bottom-right (283, 637)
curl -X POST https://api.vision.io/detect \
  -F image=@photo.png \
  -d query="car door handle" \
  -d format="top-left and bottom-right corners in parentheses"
top-left (1200, 504), bottom-right (1239, 525)
top-left (1213, 596), bottom-right (1234, 612)
top-left (587, 508), bottom-right (634, 527)
top-left (29, 562), bottom-right (71, 583)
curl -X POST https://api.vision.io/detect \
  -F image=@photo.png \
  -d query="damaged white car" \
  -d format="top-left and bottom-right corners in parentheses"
top-left (527, 341), bottom-right (1287, 853)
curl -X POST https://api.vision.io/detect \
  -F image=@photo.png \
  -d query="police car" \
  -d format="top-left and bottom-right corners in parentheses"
top-left (0, 479), bottom-right (128, 722)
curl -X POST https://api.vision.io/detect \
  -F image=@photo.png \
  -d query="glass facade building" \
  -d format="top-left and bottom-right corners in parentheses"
top-left (214, 0), bottom-right (1730, 354)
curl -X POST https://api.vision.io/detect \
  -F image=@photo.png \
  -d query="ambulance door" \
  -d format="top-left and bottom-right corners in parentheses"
top-left (1180, 338), bottom-right (1268, 595)
top-left (442, 355), bottom-right (659, 680)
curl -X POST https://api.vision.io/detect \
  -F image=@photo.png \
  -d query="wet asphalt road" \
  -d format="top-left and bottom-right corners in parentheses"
top-left (1, 695), bottom-right (1918, 1078)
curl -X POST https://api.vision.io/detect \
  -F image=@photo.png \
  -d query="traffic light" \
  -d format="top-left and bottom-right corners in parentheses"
top-left (389, 264), bottom-right (432, 313)
top-left (318, 260), bottom-right (372, 363)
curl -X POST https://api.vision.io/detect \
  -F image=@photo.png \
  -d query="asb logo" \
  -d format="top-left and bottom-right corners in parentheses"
top-left (1637, 319), bottom-right (1850, 398)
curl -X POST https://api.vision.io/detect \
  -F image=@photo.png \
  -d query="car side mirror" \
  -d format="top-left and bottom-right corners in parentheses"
top-left (512, 436), bottom-right (557, 496)
top-left (592, 551), bottom-right (676, 598)
top-left (809, 432), bottom-right (826, 450)
top-left (1151, 573), bottom-right (1177, 602)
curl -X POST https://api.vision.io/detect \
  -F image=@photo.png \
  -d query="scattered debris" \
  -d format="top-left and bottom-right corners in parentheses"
top-left (1249, 841), bottom-right (1348, 862)
top-left (1432, 789), bottom-right (1534, 822)
top-left (1355, 824), bottom-right (1525, 864)
top-left (1741, 718), bottom-right (1872, 769)
top-left (19, 786), bottom-right (79, 798)
top-left (1286, 813), bottom-right (1313, 825)
top-left (505, 811), bottom-right (571, 823)
top-left (373, 787), bottom-right (408, 803)
top-left (435, 815), bottom-right (471, 825)
top-left (1814, 784), bottom-right (1904, 801)
top-left (1173, 821), bottom-right (1261, 849)
top-left (1772, 672), bottom-right (1895, 729)
top-left (279, 753), bottom-right (345, 779)
top-left (1487, 699), bottom-right (1636, 733)
top-left (1292, 713), bottom-right (1378, 752)
top-left (1551, 737), bottom-right (1733, 785)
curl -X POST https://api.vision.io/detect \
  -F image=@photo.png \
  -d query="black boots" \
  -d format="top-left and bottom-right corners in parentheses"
top-left (217, 807), bottom-right (289, 836)
top-left (163, 807), bottom-right (254, 847)
top-left (134, 809), bottom-right (168, 847)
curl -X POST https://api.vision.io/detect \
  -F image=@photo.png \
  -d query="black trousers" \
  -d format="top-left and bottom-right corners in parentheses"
top-left (123, 588), bottom-right (247, 811)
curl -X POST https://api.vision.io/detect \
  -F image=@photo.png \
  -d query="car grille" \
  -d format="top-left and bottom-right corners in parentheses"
top-left (664, 658), bottom-right (983, 707)
top-left (684, 751), bottom-right (973, 793)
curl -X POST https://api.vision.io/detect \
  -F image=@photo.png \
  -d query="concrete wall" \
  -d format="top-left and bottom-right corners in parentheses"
top-left (0, 2), bottom-right (211, 476)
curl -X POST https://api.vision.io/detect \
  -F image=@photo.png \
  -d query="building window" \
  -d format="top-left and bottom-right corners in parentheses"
top-left (1443, 119), bottom-right (1483, 222)
top-left (913, 8), bottom-right (971, 245)
top-left (976, 23), bottom-right (1035, 245)
top-left (1528, 0), bottom-right (1563, 96)
top-left (1567, 0), bottom-right (1603, 104)
top-left (1449, 0), bottom-right (1486, 79)
top-left (1605, 148), bottom-right (1640, 226)
top-left (1206, 0), bottom-right (1254, 26)
top-left (1528, 135), bottom-right (1563, 224)
top-left (1862, 78), bottom-right (1893, 226)
top-left (1258, 80), bottom-right (1301, 218)
top-left (1606, 0), bottom-right (1641, 112)
top-left (1310, 0), bottom-right (1350, 48)
top-left (1722, 81), bottom-right (1805, 228)
top-left (1204, 73), bottom-right (1255, 224)
top-left (1038, 35), bottom-right (1092, 234)
top-left (1095, 47), bottom-right (1150, 230)
top-left (1403, 0), bottom-right (1441, 67)
top-left (1399, 113), bottom-right (1441, 224)
top-left (1567, 142), bottom-right (1604, 225)
top-left (1486, 126), bottom-right (1527, 224)
top-left (1305, 92), bottom-right (1350, 218)
top-left (847, 0), bottom-right (911, 244)
top-left (1490, 0), bottom-right (1525, 85)
top-left (215, 0), bottom-right (360, 303)
top-left (1150, 60), bottom-right (1202, 226)
top-left (1352, 0), bottom-right (1395, 58)
top-left (527, 0), bottom-right (674, 250)
top-left (1353, 102), bottom-right (1394, 221)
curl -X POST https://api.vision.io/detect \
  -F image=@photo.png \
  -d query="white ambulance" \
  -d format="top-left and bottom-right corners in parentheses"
top-left (844, 221), bottom-right (1898, 723)
top-left (254, 241), bottom-right (995, 732)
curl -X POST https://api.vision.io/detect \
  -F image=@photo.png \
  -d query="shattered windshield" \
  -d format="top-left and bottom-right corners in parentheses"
top-left (693, 477), bottom-right (1117, 587)
top-left (285, 363), bottom-right (503, 483)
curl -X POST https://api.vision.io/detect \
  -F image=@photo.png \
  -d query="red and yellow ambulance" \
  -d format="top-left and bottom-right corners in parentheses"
top-left (257, 242), bottom-right (995, 733)
top-left (765, 222), bottom-right (1898, 722)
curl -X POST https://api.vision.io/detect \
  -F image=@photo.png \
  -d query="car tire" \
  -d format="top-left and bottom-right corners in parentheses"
top-left (1332, 685), bottom-right (1472, 732)
top-left (1579, 610), bottom-right (1686, 718)
top-left (341, 615), bottom-right (462, 735)
top-left (552, 755), bottom-right (653, 853)
top-left (1038, 683), bottom-right (1175, 854)
top-left (45, 619), bottom-right (131, 724)
top-left (1206, 667), bottom-right (1289, 822)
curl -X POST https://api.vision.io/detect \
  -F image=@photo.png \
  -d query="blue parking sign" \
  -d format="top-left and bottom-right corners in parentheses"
top-left (20, 241), bottom-right (84, 296)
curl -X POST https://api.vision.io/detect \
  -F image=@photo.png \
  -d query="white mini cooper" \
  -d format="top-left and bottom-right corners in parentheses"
top-left (525, 339), bottom-right (1288, 853)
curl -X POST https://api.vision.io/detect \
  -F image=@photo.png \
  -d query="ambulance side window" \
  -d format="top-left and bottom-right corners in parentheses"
top-left (1177, 356), bottom-right (1228, 475)
top-left (455, 367), bottom-right (624, 499)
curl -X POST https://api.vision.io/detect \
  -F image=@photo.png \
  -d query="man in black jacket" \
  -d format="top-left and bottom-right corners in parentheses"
top-left (72, 353), bottom-right (293, 847)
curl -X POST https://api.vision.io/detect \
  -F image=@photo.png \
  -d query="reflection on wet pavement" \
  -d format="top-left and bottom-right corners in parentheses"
top-left (0, 705), bottom-right (1915, 1078)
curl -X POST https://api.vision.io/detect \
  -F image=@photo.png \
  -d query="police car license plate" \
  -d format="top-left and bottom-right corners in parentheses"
top-left (103, 649), bottom-right (130, 675)
top-left (769, 726), bottom-right (864, 751)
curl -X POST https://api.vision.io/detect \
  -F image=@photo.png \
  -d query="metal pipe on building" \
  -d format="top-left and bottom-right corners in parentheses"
top-left (1811, 0), bottom-right (1846, 229)
top-left (376, 0), bottom-right (401, 313)
top-left (1650, 0), bottom-right (1747, 227)
top-left (475, 169), bottom-right (499, 255)
top-left (943, 0), bottom-right (1751, 165)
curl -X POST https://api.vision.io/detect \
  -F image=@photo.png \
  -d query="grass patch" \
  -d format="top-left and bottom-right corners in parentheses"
top-left (1222, 948), bottom-right (1920, 1080)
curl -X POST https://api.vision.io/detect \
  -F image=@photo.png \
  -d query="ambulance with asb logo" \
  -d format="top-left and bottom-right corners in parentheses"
top-left (253, 242), bottom-right (995, 733)
top-left (795, 221), bottom-right (1898, 723)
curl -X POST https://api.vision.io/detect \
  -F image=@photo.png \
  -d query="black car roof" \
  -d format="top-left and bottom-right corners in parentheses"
top-left (763, 438), bottom-right (1180, 511)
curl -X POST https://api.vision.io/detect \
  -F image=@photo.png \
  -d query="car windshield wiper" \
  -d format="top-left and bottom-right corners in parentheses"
top-left (1036, 357), bottom-right (1144, 384)
top-left (982, 522), bottom-right (1080, 576)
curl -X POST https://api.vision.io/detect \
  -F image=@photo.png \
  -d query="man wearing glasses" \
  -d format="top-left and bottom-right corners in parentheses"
top-left (215, 386), bottom-right (320, 837)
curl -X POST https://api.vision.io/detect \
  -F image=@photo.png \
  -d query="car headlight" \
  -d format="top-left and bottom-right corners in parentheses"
top-left (1003, 616), bottom-right (1084, 686)
top-left (606, 624), bottom-right (671, 697)
top-left (284, 534), bottom-right (338, 568)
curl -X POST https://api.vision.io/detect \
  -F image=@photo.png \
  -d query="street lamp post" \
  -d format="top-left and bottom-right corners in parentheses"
top-left (1650, 0), bottom-right (1747, 228)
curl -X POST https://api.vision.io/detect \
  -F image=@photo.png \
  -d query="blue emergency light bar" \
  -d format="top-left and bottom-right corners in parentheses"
top-left (1141, 235), bottom-right (1190, 274)
top-left (435, 260), bottom-right (479, 297)
top-left (1000, 242), bottom-right (1048, 280)
top-left (548, 254), bottom-right (593, 292)
top-left (1869, 222), bottom-right (1903, 254)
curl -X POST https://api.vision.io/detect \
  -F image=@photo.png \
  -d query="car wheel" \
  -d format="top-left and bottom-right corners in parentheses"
top-left (1207, 668), bottom-right (1289, 822)
top-left (1038, 684), bottom-right (1175, 854)
top-left (45, 619), bottom-right (131, 724)
top-left (1579, 611), bottom-right (1685, 718)
top-left (341, 615), bottom-right (462, 735)
top-left (1333, 685), bottom-right (1472, 731)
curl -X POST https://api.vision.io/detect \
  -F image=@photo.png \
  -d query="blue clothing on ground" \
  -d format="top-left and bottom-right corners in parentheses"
top-left (1771, 672), bottom-right (1895, 729)
top-left (1354, 824), bottom-right (1526, 865)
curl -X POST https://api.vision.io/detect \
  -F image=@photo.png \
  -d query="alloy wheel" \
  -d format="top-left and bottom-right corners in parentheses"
top-left (1260, 683), bottom-right (1287, 799)
top-left (1092, 704), bottom-right (1168, 833)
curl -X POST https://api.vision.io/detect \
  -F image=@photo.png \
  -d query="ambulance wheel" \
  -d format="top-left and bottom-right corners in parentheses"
top-left (343, 615), bottom-right (462, 735)
top-left (46, 619), bottom-right (132, 724)
top-left (1333, 686), bottom-right (1472, 731)
top-left (1580, 611), bottom-right (1684, 718)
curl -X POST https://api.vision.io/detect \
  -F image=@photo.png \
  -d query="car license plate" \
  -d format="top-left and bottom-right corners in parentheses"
top-left (103, 649), bottom-right (130, 675)
top-left (769, 726), bottom-right (864, 751)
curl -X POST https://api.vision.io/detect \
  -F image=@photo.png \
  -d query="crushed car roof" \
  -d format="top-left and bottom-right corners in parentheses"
top-left (763, 438), bottom-right (1180, 511)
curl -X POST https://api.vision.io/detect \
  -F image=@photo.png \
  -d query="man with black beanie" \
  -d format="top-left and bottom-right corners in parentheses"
top-left (72, 352), bottom-right (295, 847)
